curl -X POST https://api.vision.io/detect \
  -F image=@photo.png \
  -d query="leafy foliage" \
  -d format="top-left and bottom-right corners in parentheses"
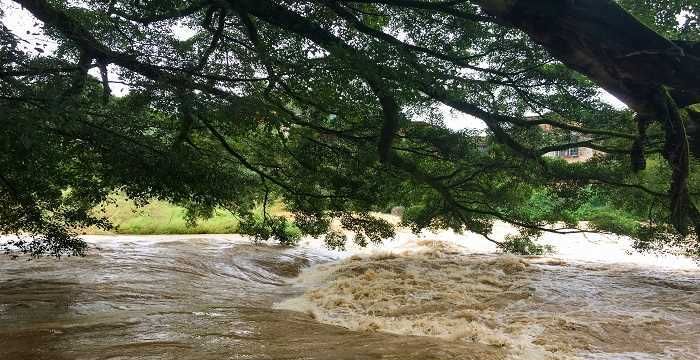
top-left (499, 235), bottom-right (554, 256)
top-left (1, 0), bottom-right (698, 257)
top-left (239, 212), bottom-right (302, 246)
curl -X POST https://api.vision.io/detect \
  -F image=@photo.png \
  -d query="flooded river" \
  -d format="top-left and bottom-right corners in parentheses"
top-left (1, 229), bottom-right (699, 359)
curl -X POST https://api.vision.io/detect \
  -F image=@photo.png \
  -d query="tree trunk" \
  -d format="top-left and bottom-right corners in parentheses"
top-left (475, 0), bottom-right (700, 236)
top-left (475, 0), bottom-right (700, 114)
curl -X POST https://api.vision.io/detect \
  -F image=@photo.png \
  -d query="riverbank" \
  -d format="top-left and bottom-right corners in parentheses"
top-left (81, 196), bottom-right (285, 235)
top-left (79, 196), bottom-right (238, 235)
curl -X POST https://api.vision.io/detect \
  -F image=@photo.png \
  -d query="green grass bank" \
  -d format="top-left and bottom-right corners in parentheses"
top-left (82, 196), bottom-right (240, 235)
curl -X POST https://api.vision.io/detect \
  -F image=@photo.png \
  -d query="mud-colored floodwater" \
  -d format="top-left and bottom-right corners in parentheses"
top-left (1, 230), bottom-right (699, 360)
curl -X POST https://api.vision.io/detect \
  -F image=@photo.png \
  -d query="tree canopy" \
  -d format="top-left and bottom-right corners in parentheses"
top-left (1, 0), bottom-right (698, 257)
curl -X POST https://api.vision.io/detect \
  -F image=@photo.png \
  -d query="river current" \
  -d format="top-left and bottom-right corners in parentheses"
top-left (1, 227), bottom-right (699, 359)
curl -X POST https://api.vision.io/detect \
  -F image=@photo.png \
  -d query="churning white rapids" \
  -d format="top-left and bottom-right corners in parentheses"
top-left (1, 223), bottom-right (698, 360)
top-left (277, 224), bottom-right (700, 360)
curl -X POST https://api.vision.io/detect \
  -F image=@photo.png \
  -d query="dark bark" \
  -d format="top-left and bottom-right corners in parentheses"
top-left (475, 0), bottom-right (699, 236)
top-left (477, 0), bottom-right (700, 113)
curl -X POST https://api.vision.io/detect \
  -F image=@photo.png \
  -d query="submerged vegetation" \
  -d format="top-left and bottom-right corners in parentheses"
top-left (1, 0), bottom-right (699, 257)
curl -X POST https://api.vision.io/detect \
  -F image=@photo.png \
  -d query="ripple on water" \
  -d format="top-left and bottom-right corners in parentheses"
top-left (276, 238), bottom-right (700, 360)
top-left (1, 233), bottom-right (699, 360)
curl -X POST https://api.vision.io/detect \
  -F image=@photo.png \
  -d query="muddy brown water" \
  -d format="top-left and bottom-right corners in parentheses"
top-left (1, 235), bottom-right (699, 360)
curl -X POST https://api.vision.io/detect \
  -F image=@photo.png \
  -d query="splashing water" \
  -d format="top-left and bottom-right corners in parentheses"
top-left (1, 225), bottom-right (699, 359)
top-left (283, 227), bottom-right (700, 360)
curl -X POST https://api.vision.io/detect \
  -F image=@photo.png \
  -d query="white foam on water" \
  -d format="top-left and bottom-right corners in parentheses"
top-left (283, 222), bottom-right (700, 360)
top-left (299, 221), bottom-right (698, 270)
top-left (278, 240), bottom-right (567, 359)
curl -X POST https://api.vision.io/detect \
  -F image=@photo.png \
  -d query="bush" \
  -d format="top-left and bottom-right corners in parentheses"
top-left (238, 210), bottom-right (301, 246)
top-left (586, 206), bottom-right (641, 235)
top-left (499, 235), bottom-right (554, 255)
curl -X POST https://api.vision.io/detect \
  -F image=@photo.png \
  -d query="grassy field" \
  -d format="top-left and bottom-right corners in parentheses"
top-left (81, 196), bottom-right (241, 235)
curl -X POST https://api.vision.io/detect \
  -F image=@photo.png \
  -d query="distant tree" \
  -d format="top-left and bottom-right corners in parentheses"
top-left (1, 0), bottom-right (698, 256)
